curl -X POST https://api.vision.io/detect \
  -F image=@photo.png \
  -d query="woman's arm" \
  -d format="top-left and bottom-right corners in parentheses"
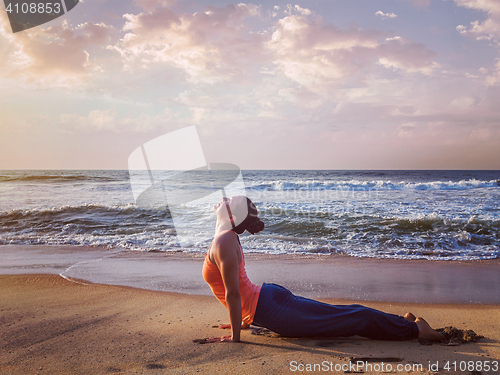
top-left (219, 322), bottom-right (249, 330)
top-left (213, 234), bottom-right (242, 342)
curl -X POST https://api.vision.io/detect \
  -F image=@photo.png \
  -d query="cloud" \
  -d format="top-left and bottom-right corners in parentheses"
top-left (58, 108), bottom-right (174, 132)
top-left (455, 0), bottom-right (500, 42)
top-left (0, 11), bottom-right (31, 71)
top-left (266, 13), bottom-right (380, 91)
top-left (26, 22), bottom-right (113, 72)
top-left (109, 3), bottom-right (437, 93)
top-left (60, 108), bottom-right (117, 130)
top-left (375, 11), bottom-right (398, 20)
top-left (0, 12), bottom-right (116, 86)
top-left (113, 3), bottom-right (264, 83)
top-left (266, 9), bottom-right (436, 93)
top-left (134, 0), bottom-right (177, 12)
top-left (484, 59), bottom-right (500, 85)
top-left (377, 36), bottom-right (437, 74)
top-left (284, 4), bottom-right (312, 16)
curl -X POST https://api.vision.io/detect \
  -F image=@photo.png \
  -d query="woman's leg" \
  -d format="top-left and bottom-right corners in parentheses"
top-left (253, 283), bottom-right (419, 340)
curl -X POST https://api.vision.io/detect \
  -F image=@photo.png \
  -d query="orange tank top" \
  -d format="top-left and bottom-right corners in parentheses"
top-left (202, 232), bottom-right (261, 325)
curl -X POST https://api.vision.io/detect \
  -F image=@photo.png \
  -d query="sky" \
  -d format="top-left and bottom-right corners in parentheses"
top-left (1, 0), bottom-right (500, 170)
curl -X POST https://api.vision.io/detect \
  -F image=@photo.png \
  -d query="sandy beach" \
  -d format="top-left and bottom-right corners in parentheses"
top-left (1, 273), bottom-right (499, 374)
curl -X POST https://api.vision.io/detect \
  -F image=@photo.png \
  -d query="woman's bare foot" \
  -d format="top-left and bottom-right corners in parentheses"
top-left (415, 317), bottom-right (446, 342)
top-left (404, 312), bottom-right (416, 322)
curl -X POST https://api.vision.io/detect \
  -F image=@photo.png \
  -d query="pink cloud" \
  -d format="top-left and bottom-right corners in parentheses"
top-left (266, 10), bottom-right (437, 92)
top-left (58, 108), bottom-right (174, 132)
top-left (116, 3), bottom-right (265, 83)
top-left (185, 3), bottom-right (260, 34)
top-left (134, 0), bottom-right (177, 12)
top-left (1, 15), bottom-right (115, 83)
top-left (25, 22), bottom-right (113, 73)
top-left (378, 36), bottom-right (437, 73)
top-left (113, 3), bottom-right (437, 89)
top-left (123, 8), bottom-right (180, 33)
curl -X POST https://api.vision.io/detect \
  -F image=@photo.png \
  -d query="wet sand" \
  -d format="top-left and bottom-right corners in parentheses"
top-left (1, 245), bottom-right (500, 303)
top-left (1, 274), bottom-right (499, 374)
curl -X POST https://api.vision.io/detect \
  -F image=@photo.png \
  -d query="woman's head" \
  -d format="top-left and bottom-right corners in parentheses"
top-left (232, 197), bottom-right (265, 235)
top-left (213, 196), bottom-right (264, 235)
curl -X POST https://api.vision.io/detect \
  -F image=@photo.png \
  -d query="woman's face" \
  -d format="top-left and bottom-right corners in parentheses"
top-left (213, 196), bottom-right (248, 227)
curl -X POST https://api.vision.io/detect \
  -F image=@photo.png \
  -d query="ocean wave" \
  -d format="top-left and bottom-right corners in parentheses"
top-left (264, 211), bottom-right (500, 235)
top-left (1, 196), bottom-right (499, 260)
top-left (0, 203), bottom-right (221, 250)
top-left (0, 204), bottom-right (173, 238)
top-left (249, 178), bottom-right (499, 191)
top-left (0, 203), bottom-right (170, 216)
top-left (0, 173), bottom-right (125, 183)
top-left (257, 211), bottom-right (500, 259)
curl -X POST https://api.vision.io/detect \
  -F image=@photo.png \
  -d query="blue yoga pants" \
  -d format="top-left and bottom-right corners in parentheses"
top-left (252, 283), bottom-right (419, 340)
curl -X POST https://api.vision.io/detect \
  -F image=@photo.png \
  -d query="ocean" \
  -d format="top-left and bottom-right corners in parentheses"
top-left (1, 169), bottom-right (499, 261)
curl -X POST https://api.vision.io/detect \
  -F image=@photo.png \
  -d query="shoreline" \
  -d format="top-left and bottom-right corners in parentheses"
top-left (1, 273), bottom-right (499, 374)
top-left (1, 244), bottom-right (499, 304)
top-left (1, 244), bottom-right (500, 304)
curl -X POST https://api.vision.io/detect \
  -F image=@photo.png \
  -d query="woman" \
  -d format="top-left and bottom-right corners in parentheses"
top-left (202, 196), bottom-right (444, 343)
